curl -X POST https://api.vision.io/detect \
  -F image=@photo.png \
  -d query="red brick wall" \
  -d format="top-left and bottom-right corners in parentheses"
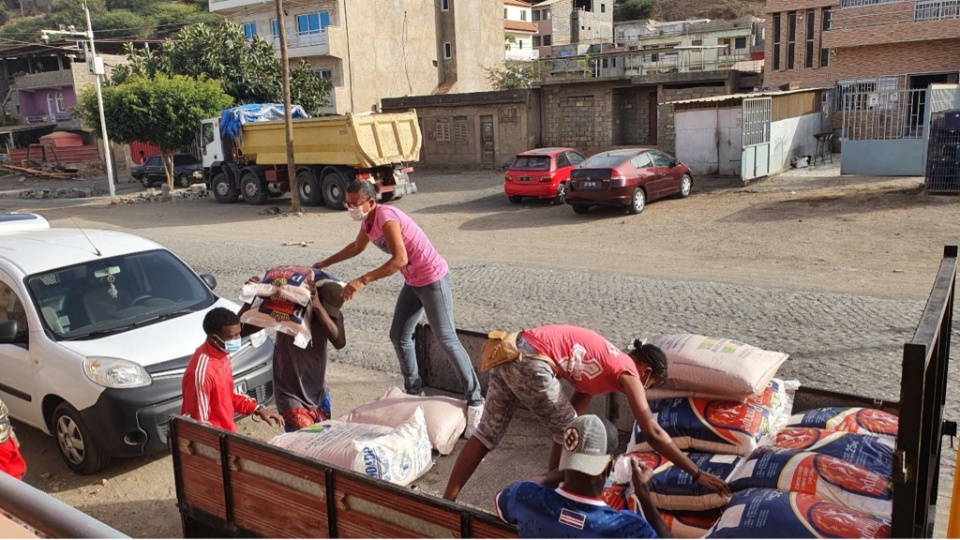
top-left (764, 0), bottom-right (960, 90)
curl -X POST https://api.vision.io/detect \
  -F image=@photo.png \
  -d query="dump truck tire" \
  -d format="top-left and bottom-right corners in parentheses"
top-left (212, 172), bottom-right (239, 204)
top-left (297, 169), bottom-right (322, 206)
top-left (322, 169), bottom-right (348, 210)
top-left (241, 171), bottom-right (270, 205)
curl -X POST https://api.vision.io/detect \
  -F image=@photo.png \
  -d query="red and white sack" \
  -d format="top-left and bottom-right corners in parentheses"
top-left (787, 408), bottom-right (898, 441)
top-left (772, 427), bottom-right (895, 478)
top-left (628, 397), bottom-right (774, 455)
top-left (240, 265), bottom-right (315, 306)
top-left (728, 447), bottom-right (893, 519)
top-left (649, 334), bottom-right (788, 400)
top-left (269, 407), bottom-right (432, 487)
top-left (705, 488), bottom-right (891, 539)
top-left (609, 451), bottom-right (740, 511)
top-left (240, 297), bottom-right (312, 348)
top-left (338, 387), bottom-right (466, 455)
top-left (661, 510), bottom-right (722, 539)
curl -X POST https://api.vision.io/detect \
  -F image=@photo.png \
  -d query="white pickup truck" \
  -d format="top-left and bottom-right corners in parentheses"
top-left (0, 213), bottom-right (275, 474)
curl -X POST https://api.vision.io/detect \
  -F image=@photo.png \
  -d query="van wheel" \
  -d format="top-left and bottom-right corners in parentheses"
top-left (321, 170), bottom-right (349, 210)
top-left (212, 173), bottom-right (239, 204)
top-left (53, 402), bottom-right (111, 475)
top-left (241, 171), bottom-right (269, 205)
top-left (297, 170), bottom-right (322, 206)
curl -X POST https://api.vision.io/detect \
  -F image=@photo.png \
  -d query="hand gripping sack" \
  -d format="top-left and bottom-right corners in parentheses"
top-left (705, 488), bottom-right (891, 539)
top-left (338, 386), bottom-right (466, 455)
top-left (240, 296), bottom-right (312, 348)
top-left (240, 265), bottom-right (316, 306)
top-left (649, 334), bottom-right (789, 400)
top-left (772, 427), bottom-right (895, 478)
top-left (728, 447), bottom-right (893, 519)
top-left (269, 407), bottom-right (432, 486)
top-left (608, 451), bottom-right (740, 511)
top-left (628, 397), bottom-right (774, 455)
top-left (787, 407), bottom-right (899, 441)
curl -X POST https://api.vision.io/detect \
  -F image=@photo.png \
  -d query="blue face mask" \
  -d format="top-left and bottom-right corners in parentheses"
top-left (215, 335), bottom-right (242, 354)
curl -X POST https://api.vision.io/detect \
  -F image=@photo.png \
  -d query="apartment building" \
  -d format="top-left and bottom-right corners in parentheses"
top-left (613, 16), bottom-right (764, 74)
top-left (209, 0), bottom-right (504, 114)
top-left (764, 0), bottom-right (960, 94)
top-left (532, 0), bottom-right (613, 58)
top-left (505, 0), bottom-right (539, 61)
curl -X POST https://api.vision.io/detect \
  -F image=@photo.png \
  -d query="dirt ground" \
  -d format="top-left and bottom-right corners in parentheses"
top-left (3, 160), bottom-right (960, 537)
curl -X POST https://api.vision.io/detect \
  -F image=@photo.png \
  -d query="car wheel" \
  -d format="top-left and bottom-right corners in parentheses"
top-left (678, 174), bottom-right (692, 198)
top-left (53, 402), bottom-right (111, 475)
top-left (572, 204), bottom-right (590, 215)
top-left (509, 195), bottom-right (523, 204)
top-left (212, 172), bottom-right (239, 204)
top-left (552, 183), bottom-right (567, 205)
top-left (628, 188), bottom-right (646, 215)
top-left (139, 176), bottom-right (151, 188)
top-left (321, 169), bottom-right (349, 210)
top-left (297, 169), bottom-right (322, 206)
top-left (176, 174), bottom-right (191, 188)
top-left (241, 171), bottom-right (269, 205)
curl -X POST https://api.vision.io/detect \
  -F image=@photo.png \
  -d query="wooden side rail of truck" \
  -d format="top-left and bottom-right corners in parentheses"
top-left (171, 245), bottom-right (957, 538)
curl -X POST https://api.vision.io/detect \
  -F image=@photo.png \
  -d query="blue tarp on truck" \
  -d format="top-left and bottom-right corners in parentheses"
top-left (220, 104), bottom-right (309, 138)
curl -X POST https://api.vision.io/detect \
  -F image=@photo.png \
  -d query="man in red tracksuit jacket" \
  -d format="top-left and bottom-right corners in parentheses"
top-left (0, 398), bottom-right (25, 480)
top-left (181, 307), bottom-right (283, 432)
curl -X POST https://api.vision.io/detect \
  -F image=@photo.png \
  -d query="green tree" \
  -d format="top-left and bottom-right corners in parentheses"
top-left (614, 0), bottom-right (656, 22)
top-left (75, 74), bottom-right (233, 190)
top-left (92, 9), bottom-right (155, 39)
top-left (484, 61), bottom-right (542, 90)
top-left (112, 23), bottom-right (332, 115)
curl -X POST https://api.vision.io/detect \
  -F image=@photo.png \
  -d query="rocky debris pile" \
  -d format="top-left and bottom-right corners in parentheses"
top-left (113, 185), bottom-right (211, 204)
top-left (18, 186), bottom-right (108, 199)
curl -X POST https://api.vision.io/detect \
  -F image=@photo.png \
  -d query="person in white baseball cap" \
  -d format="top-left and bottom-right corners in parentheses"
top-left (494, 415), bottom-right (671, 538)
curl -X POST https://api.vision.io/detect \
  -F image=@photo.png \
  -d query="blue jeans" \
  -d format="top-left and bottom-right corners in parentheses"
top-left (389, 272), bottom-right (483, 406)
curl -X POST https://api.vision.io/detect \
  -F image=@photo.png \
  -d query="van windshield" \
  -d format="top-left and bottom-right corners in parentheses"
top-left (26, 249), bottom-right (216, 340)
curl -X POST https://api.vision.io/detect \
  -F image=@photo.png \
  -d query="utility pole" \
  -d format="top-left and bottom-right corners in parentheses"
top-left (274, 0), bottom-right (300, 212)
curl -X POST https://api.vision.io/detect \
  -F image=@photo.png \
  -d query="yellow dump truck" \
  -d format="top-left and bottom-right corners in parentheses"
top-left (200, 106), bottom-right (421, 209)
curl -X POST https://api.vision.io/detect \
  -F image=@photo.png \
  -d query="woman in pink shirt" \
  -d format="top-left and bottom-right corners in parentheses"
top-left (314, 180), bottom-right (484, 434)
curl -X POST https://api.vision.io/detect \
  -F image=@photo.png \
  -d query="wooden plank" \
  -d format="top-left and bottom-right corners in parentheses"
top-left (178, 452), bottom-right (226, 519)
top-left (231, 469), bottom-right (329, 539)
top-left (334, 476), bottom-right (461, 538)
top-left (229, 437), bottom-right (329, 486)
top-left (469, 518), bottom-right (518, 539)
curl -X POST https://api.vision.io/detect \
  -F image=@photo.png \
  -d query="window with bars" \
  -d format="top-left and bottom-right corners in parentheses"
top-left (787, 12), bottom-right (796, 70)
top-left (772, 14), bottom-right (781, 70)
top-left (915, 0), bottom-right (960, 20)
top-left (805, 10), bottom-right (816, 68)
top-left (436, 118), bottom-right (451, 143)
top-left (820, 9), bottom-right (831, 67)
top-left (243, 22), bottom-right (257, 40)
top-left (453, 117), bottom-right (468, 144)
top-left (840, 0), bottom-right (901, 7)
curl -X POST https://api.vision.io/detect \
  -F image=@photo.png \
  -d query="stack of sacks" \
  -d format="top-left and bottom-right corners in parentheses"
top-left (602, 451), bottom-right (741, 538)
top-left (269, 407), bottom-right (433, 486)
top-left (706, 407), bottom-right (899, 538)
top-left (338, 387), bottom-right (467, 455)
top-left (239, 266), bottom-right (318, 348)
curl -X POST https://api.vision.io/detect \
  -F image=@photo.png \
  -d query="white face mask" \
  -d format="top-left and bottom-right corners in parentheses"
top-left (348, 205), bottom-right (369, 221)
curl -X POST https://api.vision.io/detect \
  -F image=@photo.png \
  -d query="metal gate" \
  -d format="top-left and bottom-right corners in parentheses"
top-left (741, 97), bottom-right (772, 180)
top-left (480, 115), bottom-right (495, 166)
top-left (840, 87), bottom-right (928, 176)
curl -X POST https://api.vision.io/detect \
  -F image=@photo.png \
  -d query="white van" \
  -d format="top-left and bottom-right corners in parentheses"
top-left (0, 213), bottom-right (274, 474)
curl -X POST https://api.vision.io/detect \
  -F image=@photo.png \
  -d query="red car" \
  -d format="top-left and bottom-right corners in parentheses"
top-left (565, 148), bottom-right (692, 215)
top-left (504, 147), bottom-right (586, 204)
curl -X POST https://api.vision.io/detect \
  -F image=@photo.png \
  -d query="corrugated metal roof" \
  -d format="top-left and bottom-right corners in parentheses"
top-left (505, 20), bottom-right (539, 33)
top-left (663, 87), bottom-right (829, 106)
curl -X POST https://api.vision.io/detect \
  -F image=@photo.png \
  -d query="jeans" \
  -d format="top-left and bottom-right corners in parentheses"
top-left (389, 272), bottom-right (484, 406)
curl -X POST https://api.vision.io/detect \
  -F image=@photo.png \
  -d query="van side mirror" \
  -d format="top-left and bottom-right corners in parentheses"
top-left (201, 274), bottom-right (217, 290)
top-left (0, 320), bottom-right (18, 343)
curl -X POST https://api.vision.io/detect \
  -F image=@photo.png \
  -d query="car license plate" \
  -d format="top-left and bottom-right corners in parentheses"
top-left (581, 180), bottom-right (598, 189)
top-left (234, 380), bottom-right (248, 395)
top-left (519, 176), bottom-right (532, 182)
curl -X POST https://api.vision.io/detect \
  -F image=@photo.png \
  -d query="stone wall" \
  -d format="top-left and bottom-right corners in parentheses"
top-left (613, 87), bottom-right (654, 146)
top-left (657, 85), bottom-right (729, 154)
top-left (541, 82), bottom-right (613, 153)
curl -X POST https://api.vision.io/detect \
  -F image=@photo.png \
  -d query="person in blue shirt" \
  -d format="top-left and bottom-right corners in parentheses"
top-left (495, 415), bottom-right (670, 538)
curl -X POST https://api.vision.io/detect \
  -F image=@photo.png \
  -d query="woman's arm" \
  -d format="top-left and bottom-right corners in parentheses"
top-left (619, 373), bottom-right (730, 497)
top-left (343, 220), bottom-right (407, 300)
top-left (314, 227), bottom-right (370, 269)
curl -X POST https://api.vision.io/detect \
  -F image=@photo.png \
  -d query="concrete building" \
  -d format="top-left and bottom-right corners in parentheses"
top-left (209, 0), bottom-right (504, 114)
top-left (532, 0), bottom-right (613, 58)
top-left (613, 16), bottom-right (764, 74)
top-left (764, 0), bottom-right (960, 93)
top-left (505, 0), bottom-right (540, 61)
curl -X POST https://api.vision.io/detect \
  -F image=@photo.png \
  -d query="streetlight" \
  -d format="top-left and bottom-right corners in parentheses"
top-left (41, 1), bottom-right (115, 199)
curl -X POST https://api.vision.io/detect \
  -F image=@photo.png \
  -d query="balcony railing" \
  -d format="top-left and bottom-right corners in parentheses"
top-left (839, 0), bottom-right (901, 7)
top-left (272, 30), bottom-right (328, 51)
top-left (915, 0), bottom-right (960, 20)
top-left (24, 112), bottom-right (73, 124)
top-left (12, 70), bottom-right (74, 91)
